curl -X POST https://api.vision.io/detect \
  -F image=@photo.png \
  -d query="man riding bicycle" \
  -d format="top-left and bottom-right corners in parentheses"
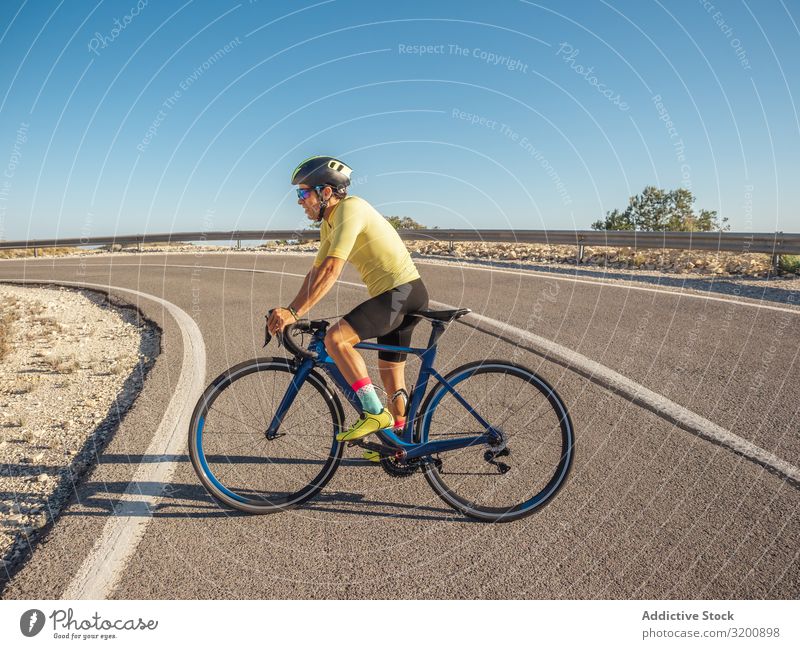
top-left (267, 156), bottom-right (429, 458)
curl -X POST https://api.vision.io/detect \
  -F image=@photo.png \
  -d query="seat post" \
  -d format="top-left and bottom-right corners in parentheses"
top-left (426, 321), bottom-right (446, 348)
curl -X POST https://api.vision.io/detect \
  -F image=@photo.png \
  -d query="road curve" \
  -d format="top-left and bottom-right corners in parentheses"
top-left (1, 253), bottom-right (798, 599)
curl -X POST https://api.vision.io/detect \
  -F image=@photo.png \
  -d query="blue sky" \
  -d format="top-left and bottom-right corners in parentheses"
top-left (0, 0), bottom-right (798, 240)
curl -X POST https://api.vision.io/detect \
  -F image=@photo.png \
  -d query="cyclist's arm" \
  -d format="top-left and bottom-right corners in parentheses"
top-left (289, 256), bottom-right (345, 317)
top-left (288, 266), bottom-right (317, 314)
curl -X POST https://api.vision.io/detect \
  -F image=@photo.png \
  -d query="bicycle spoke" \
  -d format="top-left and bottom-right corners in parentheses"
top-left (420, 364), bottom-right (573, 520)
top-left (190, 361), bottom-right (342, 513)
top-left (236, 390), bottom-right (268, 429)
top-left (204, 429), bottom-right (267, 436)
top-left (208, 405), bottom-right (262, 434)
top-left (275, 411), bottom-right (335, 437)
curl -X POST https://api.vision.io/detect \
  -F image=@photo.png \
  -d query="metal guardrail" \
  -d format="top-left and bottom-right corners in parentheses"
top-left (1, 229), bottom-right (798, 263)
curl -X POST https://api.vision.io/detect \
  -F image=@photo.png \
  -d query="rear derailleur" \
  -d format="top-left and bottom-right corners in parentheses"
top-left (483, 430), bottom-right (511, 475)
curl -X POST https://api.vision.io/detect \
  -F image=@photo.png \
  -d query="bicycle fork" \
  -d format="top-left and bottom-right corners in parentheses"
top-left (264, 359), bottom-right (315, 439)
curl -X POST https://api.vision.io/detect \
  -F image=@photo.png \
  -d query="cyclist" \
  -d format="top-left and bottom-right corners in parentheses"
top-left (267, 156), bottom-right (429, 458)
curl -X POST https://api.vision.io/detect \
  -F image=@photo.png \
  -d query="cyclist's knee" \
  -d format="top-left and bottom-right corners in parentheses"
top-left (325, 322), bottom-right (358, 350)
top-left (324, 328), bottom-right (342, 350)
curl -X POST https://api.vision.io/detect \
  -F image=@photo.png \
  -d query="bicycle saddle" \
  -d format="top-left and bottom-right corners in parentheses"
top-left (412, 308), bottom-right (471, 322)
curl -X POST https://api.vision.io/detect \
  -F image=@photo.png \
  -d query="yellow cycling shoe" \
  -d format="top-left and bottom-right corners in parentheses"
top-left (336, 408), bottom-right (393, 442)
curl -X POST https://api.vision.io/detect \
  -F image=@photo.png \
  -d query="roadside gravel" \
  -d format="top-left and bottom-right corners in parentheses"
top-left (0, 284), bottom-right (159, 574)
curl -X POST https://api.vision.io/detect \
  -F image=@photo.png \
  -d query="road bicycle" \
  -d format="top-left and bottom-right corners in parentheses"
top-left (188, 308), bottom-right (574, 522)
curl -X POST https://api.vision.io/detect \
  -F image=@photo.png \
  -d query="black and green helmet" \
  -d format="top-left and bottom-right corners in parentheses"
top-left (291, 155), bottom-right (352, 191)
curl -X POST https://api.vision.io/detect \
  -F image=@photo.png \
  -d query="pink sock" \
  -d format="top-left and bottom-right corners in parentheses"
top-left (351, 377), bottom-right (383, 414)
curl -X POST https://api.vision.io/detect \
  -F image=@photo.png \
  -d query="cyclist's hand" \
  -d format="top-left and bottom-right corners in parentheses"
top-left (267, 307), bottom-right (295, 335)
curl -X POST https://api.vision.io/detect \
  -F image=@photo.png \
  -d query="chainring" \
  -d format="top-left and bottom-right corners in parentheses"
top-left (379, 456), bottom-right (421, 478)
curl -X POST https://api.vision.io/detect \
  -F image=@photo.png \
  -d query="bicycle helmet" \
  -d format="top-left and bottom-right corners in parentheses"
top-left (291, 155), bottom-right (352, 191)
top-left (291, 156), bottom-right (353, 220)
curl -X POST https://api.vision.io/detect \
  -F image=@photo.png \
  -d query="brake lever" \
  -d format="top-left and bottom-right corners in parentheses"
top-left (263, 310), bottom-right (284, 349)
top-left (263, 315), bottom-right (271, 348)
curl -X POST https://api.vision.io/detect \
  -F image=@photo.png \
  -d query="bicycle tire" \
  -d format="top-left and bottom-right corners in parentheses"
top-left (188, 357), bottom-right (345, 514)
top-left (417, 360), bottom-right (574, 522)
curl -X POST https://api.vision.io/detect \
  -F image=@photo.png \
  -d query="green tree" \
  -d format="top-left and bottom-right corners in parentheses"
top-left (384, 215), bottom-right (426, 230)
top-left (591, 186), bottom-right (729, 232)
top-left (591, 208), bottom-right (632, 231)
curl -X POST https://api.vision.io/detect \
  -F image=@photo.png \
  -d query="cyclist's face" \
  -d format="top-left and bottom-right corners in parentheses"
top-left (297, 184), bottom-right (329, 220)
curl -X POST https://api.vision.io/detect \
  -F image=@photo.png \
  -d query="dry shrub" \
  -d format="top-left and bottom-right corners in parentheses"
top-left (0, 246), bottom-right (84, 259)
top-left (9, 378), bottom-right (36, 395)
top-left (33, 315), bottom-right (61, 334)
top-left (44, 354), bottom-right (79, 374)
top-left (0, 297), bottom-right (15, 361)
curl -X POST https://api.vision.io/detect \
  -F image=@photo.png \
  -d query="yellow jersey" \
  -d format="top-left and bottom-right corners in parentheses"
top-left (313, 195), bottom-right (420, 297)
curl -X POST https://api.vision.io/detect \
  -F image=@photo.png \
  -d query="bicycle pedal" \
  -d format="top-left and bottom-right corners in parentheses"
top-left (349, 439), bottom-right (392, 455)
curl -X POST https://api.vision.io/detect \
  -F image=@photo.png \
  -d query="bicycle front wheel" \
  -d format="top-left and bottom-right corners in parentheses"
top-left (418, 360), bottom-right (574, 522)
top-left (188, 358), bottom-right (345, 514)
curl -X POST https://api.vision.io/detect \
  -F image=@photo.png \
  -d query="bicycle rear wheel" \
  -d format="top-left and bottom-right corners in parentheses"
top-left (188, 358), bottom-right (344, 514)
top-left (418, 360), bottom-right (574, 522)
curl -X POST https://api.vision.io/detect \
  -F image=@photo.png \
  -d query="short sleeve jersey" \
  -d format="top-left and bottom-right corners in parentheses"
top-left (314, 195), bottom-right (420, 297)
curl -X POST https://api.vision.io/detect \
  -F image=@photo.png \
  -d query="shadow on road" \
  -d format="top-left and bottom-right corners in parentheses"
top-left (46, 476), bottom-right (466, 524)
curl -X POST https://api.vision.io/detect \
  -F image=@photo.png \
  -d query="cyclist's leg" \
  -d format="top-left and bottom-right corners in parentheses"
top-left (378, 359), bottom-right (408, 425)
top-left (375, 279), bottom-right (429, 431)
top-left (324, 319), bottom-right (367, 385)
top-left (327, 308), bottom-right (393, 441)
top-left (331, 280), bottom-right (427, 442)
top-left (329, 285), bottom-right (406, 387)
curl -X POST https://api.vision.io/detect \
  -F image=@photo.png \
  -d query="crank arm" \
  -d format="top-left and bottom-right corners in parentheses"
top-left (349, 439), bottom-right (406, 461)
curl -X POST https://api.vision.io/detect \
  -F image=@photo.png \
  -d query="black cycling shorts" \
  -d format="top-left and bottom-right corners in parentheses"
top-left (343, 278), bottom-right (429, 362)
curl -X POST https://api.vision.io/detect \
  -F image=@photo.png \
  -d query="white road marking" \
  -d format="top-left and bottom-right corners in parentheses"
top-left (455, 307), bottom-right (800, 485)
top-left (1, 279), bottom-right (206, 599)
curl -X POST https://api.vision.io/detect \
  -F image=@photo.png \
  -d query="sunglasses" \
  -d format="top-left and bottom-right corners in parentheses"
top-left (296, 185), bottom-right (325, 200)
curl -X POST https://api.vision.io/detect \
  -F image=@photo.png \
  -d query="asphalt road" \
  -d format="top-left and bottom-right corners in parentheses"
top-left (1, 253), bottom-right (798, 599)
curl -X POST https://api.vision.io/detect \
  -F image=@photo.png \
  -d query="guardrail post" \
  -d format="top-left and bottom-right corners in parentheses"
top-left (448, 239), bottom-right (454, 254)
top-left (577, 244), bottom-right (584, 265)
top-left (772, 253), bottom-right (782, 276)
top-left (33, 247), bottom-right (37, 258)
top-left (137, 241), bottom-right (142, 252)
top-left (237, 239), bottom-right (241, 250)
